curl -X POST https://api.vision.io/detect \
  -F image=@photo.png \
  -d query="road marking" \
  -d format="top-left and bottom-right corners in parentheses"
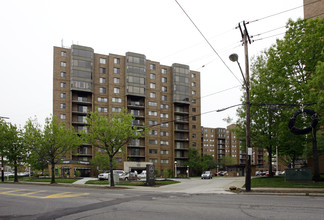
top-left (41, 192), bottom-right (89, 199)
top-left (0, 187), bottom-right (89, 199)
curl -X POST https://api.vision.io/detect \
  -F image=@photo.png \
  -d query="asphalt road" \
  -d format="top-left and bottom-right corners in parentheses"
top-left (1, 178), bottom-right (324, 220)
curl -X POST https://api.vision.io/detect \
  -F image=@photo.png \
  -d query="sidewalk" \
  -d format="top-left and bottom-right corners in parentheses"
top-left (239, 187), bottom-right (324, 196)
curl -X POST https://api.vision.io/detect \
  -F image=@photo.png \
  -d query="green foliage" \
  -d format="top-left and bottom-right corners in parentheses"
top-left (185, 148), bottom-right (217, 174)
top-left (251, 176), bottom-right (324, 188)
top-left (1, 121), bottom-right (27, 182)
top-left (90, 152), bottom-right (116, 172)
top-left (236, 18), bottom-right (324, 171)
top-left (24, 116), bottom-right (82, 184)
top-left (83, 109), bottom-right (146, 186)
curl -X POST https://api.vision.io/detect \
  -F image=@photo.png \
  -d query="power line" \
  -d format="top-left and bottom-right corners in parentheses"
top-left (200, 85), bottom-right (241, 99)
top-left (247, 0), bottom-right (321, 24)
top-left (252, 32), bottom-right (285, 42)
top-left (174, 0), bottom-right (242, 85)
top-left (251, 25), bottom-right (286, 38)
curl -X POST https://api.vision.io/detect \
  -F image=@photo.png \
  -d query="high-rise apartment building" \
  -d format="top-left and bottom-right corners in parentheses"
top-left (53, 45), bottom-right (201, 177)
top-left (304, 0), bottom-right (324, 18)
top-left (201, 125), bottom-right (266, 176)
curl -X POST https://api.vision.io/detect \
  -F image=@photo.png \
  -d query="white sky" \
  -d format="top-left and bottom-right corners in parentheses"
top-left (0, 0), bottom-right (304, 128)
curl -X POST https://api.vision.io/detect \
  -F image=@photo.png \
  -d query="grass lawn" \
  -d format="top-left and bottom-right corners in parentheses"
top-left (251, 175), bottom-right (324, 188)
top-left (86, 179), bottom-right (180, 186)
top-left (22, 178), bottom-right (77, 184)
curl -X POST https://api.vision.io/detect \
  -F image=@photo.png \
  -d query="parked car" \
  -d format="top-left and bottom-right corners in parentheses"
top-left (201, 171), bottom-right (212, 179)
top-left (119, 172), bottom-right (140, 181)
top-left (98, 170), bottom-right (126, 180)
top-left (138, 170), bottom-right (146, 179)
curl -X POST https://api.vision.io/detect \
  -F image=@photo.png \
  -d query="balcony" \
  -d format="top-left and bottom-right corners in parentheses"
top-left (127, 144), bottom-right (145, 148)
top-left (174, 119), bottom-right (189, 124)
top-left (72, 97), bottom-right (92, 105)
top-left (127, 101), bottom-right (145, 109)
top-left (127, 154), bottom-right (145, 158)
top-left (174, 137), bottom-right (189, 142)
top-left (174, 109), bottom-right (189, 115)
top-left (175, 146), bottom-right (189, 150)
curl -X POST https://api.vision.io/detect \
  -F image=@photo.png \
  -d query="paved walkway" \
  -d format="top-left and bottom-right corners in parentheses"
top-left (72, 177), bottom-right (98, 184)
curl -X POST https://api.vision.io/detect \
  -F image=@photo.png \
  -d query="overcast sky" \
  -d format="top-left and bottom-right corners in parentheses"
top-left (0, 0), bottom-right (304, 128)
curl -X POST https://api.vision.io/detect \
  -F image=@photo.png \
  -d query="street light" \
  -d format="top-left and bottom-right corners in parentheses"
top-left (174, 161), bottom-right (177, 178)
top-left (229, 53), bottom-right (252, 192)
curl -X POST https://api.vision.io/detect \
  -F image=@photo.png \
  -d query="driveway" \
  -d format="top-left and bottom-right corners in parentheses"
top-left (131, 177), bottom-right (245, 194)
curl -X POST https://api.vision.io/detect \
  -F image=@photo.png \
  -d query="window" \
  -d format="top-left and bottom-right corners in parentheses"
top-left (192, 82), bottom-right (196, 87)
top-left (60, 82), bottom-right (66, 88)
top-left (162, 95), bottom-right (167, 101)
top-left (149, 158), bottom-right (158, 163)
top-left (149, 130), bottom-right (158, 135)
top-left (99, 58), bottom-right (106, 64)
top-left (148, 111), bottom-right (157, 116)
top-left (150, 83), bottom-right (156, 89)
top-left (149, 120), bottom-right (157, 125)
top-left (61, 51), bottom-right (66, 57)
top-left (160, 113), bottom-right (168, 118)
top-left (114, 88), bottom-right (120, 94)
top-left (112, 107), bottom-right (122, 112)
top-left (192, 90), bottom-right (196, 95)
top-left (60, 93), bottom-right (66, 98)
top-left (60, 103), bottom-right (66, 109)
top-left (149, 139), bottom-right (157, 145)
top-left (149, 149), bottom-right (158, 154)
top-left (192, 73), bottom-right (196, 78)
top-left (148, 101), bottom-right (157, 107)
top-left (60, 114), bottom-right (66, 119)
top-left (100, 67), bottom-right (106, 74)
top-left (160, 141), bottom-right (169, 146)
top-left (161, 122), bottom-right (168, 127)
top-left (192, 108), bottom-right (196, 112)
top-left (150, 92), bottom-right (156, 98)
top-left (97, 97), bottom-right (107, 103)
top-left (192, 116), bottom-right (196, 121)
top-left (161, 150), bottom-right (169, 154)
top-left (114, 78), bottom-right (120, 84)
top-left (161, 131), bottom-right (169, 136)
top-left (61, 72), bottom-right (66, 78)
top-left (162, 86), bottom-right (167, 92)
top-left (192, 142), bottom-right (196, 147)
top-left (60, 61), bottom-right (66, 67)
top-left (112, 97), bottom-right (122, 103)
top-left (150, 64), bottom-right (156, 70)
top-left (192, 133), bottom-right (196, 138)
top-left (114, 57), bottom-right (120, 64)
top-left (161, 159), bottom-right (169, 164)
top-left (192, 125), bottom-right (196, 129)
top-left (99, 87), bottom-right (106, 94)
top-left (161, 68), bottom-right (167, 74)
top-left (161, 104), bottom-right (168, 109)
top-left (99, 77), bottom-right (106, 84)
top-left (150, 73), bottom-right (156, 80)
top-left (98, 107), bottom-right (108, 113)
top-left (114, 68), bottom-right (120, 74)
top-left (162, 77), bottom-right (167, 83)
top-left (192, 99), bottom-right (196, 104)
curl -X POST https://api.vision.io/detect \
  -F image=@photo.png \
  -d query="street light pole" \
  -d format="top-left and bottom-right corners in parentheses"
top-left (229, 22), bottom-right (252, 191)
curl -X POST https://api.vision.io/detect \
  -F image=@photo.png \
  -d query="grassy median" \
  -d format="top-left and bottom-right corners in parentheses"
top-left (251, 175), bottom-right (324, 188)
top-left (86, 179), bottom-right (180, 186)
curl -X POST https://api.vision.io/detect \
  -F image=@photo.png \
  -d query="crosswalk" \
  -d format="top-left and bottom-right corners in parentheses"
top-left (0, 187), bottom-right (89, 199)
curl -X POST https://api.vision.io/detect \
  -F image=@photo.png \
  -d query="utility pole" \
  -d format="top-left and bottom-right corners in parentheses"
top-left (238, 21), bottom-right (252, 192)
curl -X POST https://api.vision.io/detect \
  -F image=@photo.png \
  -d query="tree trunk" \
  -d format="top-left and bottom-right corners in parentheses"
top-left (312, 128), bottom-right (320, 181)
top-left (51, 160), bottom-right (56, 184)
top-left (1, 155), bottom-right (4, 182)
top-left (109, 155), bottom-right (114, 187)
top-left (14, 162), bottom-right (18, 182)
top-left (268, 145), bottom-right (273, 177)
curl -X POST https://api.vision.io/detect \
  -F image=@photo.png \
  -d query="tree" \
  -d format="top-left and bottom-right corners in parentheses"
top-left (83, 109), bottom-right (144, 187)
top-left (185, 148), bottom-right (218, 175)
top-left (24, 118), bottom-right (48, 175)
top-left (0, 119), bottom-right (8, 182)
top-left (24, 116), bottom-right (82, 183)
top-left (236, 18), bottom-right (324, 179)
top-left (90, 152), bottom-right (116, 173)
top-left (4, 123), bottom-right (27, 182)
